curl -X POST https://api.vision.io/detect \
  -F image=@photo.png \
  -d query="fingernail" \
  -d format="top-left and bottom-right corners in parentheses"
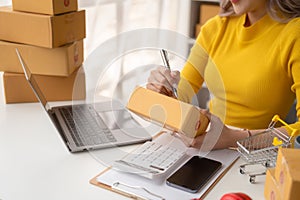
top-left (171, 71), bottom-right (177, 76)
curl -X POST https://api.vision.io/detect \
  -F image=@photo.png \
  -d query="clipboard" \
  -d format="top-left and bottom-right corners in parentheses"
top-left (90, 170), bottom-right (166, 200)
top-left (90, 132), bottom-right (240, 200)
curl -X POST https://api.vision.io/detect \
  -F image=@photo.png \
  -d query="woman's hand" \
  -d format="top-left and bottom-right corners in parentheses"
top-left (147, 66), bottom-right (180, 98)
top-left (190, 111), bottom-right (249, 150)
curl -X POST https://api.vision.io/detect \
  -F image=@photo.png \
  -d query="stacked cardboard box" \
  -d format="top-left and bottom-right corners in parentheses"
top-left (195, 4), bottom-right (220, 37)
top-left (0, 0), bottom-right (86, 103)
top-left (264, 148), bottom-right (300, 200)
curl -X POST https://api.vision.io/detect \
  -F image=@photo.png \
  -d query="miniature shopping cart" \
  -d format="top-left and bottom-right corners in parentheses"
top-left (237, 115), bottom-right (299, 183)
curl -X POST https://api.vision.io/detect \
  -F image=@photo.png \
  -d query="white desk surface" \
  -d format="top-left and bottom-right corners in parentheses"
top-left (0, 75), bottom-right (265, 200)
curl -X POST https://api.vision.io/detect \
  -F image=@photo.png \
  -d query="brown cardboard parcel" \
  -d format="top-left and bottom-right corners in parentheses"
top-left (0, 40), bottom-right (83, 76)
top-left (0, 7), bottom-right (85, 48)
top-left (3, 67), bottom-right (86, 104)
top-left (195, 23), bottom-right (201, 38)
top-left (127, 87), bottom-right (210, 138)
top-left (12, 0), bottom-right (78, 15)
top-left (264, 169), bottom-right (281, 200)
top-left (274, 148), bottom-right (300, 200)
top-left (199, 4), bottom-right (220, 25)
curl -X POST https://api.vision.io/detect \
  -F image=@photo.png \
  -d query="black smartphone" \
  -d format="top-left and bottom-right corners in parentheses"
top-left (166, 156), bottom-right (222, 193)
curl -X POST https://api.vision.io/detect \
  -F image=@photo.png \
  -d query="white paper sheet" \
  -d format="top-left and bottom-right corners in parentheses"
top-left (97, 132), bottom-right (240, 200)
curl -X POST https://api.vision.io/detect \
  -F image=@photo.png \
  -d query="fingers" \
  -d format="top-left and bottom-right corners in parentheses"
top-left (191, 132), bottom-right (218, 151)
top-left (170, 70), bottom-right (180, 87)
top-left (190, 111), bottom-right (224, 150)
top-left (146, 83), bottom-right (173, 96)
top-left (197, 109), bottom-right (210, 122)
top-left (147, 66), bottom-right (180, 97)
top-left (149, 66), bottom-right (179, 89)
top-left (190, 134), bottom-right (206, 149)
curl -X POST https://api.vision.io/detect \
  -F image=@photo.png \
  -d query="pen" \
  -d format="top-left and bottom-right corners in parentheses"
top-left (160, 49), bottom-right (179, 98)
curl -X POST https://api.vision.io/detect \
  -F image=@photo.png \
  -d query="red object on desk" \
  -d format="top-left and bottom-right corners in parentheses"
top-left (220, 192), bottom-right (252, 200)
top-left (190, 192), bottom-right (251, 200)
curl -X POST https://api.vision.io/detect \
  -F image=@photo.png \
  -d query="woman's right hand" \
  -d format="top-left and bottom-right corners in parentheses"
top-left (146, 66), bottom-right (180, 98)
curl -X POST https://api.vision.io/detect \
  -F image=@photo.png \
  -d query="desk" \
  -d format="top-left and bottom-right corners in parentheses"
top-left (0, 73), bottom-right (265, 199)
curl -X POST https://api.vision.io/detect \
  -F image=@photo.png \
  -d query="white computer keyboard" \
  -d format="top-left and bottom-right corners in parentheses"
top-left (113, 140), bottom-right (187, 179)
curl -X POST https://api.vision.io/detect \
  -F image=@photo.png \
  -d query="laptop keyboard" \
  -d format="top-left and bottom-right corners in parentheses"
top-left (60, 105), bottom-right (117, 147)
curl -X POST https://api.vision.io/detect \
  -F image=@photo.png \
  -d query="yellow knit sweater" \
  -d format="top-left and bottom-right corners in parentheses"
top-left (178, 14), bottom-right (300, 131)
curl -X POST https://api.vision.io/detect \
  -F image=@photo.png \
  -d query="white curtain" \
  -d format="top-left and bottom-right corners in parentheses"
top-left (0, 0), bottom-right (11, 6)
top-left (80, 0), bottom-right (191, 58)
top-left (79, 0), bottom-right (192, 99)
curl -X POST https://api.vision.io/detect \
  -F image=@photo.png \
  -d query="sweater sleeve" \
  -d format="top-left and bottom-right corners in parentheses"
top-left (178, 46), bottom-right (207, 103)
top-left (178, 16), bottom-right (221, 103)
top-left (281, 18), bottom-right (300, 135)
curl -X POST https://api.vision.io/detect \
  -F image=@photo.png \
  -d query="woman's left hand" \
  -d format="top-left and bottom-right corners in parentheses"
top-left (190, 111), bottom-right (248, 150)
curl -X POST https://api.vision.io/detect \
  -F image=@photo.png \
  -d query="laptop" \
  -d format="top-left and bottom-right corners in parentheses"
top-left (16, 49), bottom-right (152, 153)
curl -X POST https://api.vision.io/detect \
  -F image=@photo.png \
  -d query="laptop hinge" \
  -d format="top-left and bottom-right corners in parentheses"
top-left (45, 103), bottom-right (51, 111)
top-left (48, 110), bottom-right (73, 152)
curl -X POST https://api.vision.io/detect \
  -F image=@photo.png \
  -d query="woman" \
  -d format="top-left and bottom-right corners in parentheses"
top-left (147, 0), bottom-right (300, 150)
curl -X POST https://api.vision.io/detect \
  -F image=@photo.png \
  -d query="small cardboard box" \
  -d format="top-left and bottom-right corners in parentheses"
top-left (0, 40), bottom-right (83, 76)
top-left (274, 148), bottom-right (300, 200)
top-left (195, 23), bottom-right (201, 37)
top-left (127, 87), bottom-right (209, 138)
top-left (0, 6), bottom-right (86, 48)
top-left (3, 67), bottom-right (86, 104)
top-left (12, 0), bottom-right (78, 15)
top-left (199, 4), bottom-right (220, 25)
top-left (264, 169), bottom-right (281, 200)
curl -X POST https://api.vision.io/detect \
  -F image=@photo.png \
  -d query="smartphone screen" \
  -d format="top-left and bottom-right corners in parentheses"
top-left (166, 156), bottom-right (222, 193)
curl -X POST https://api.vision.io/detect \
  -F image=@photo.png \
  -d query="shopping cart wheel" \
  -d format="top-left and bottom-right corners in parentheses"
top-left (240, 168), bottom-right (245, 174)
top-left (249, 175), bottom-right (256, 184)
top-left (264, 161), bottom-right (271, 168)
top-left (239, 165), bottom-right (245, 174)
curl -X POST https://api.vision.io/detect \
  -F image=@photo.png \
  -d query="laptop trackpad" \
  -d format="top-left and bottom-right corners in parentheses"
top-left (97, 110), bottom-right (151, 138)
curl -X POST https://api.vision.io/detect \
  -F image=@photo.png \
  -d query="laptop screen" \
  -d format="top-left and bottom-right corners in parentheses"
top-left (16, 49), bottom-right (48, 108)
